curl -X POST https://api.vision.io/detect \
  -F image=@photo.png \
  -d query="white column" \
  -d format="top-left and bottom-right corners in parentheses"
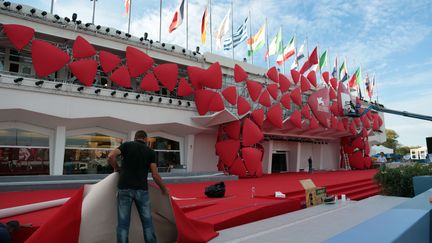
top-left (128, 130), bottom-right (137, 141)
top-left (185, 135), bottom-right (194, 172)
top-left (52, 126), bottom-right (66, 175)
top-left (267, 140), bottom-right (274, 174)
top-left (296, 142), bottom-right (302, 172)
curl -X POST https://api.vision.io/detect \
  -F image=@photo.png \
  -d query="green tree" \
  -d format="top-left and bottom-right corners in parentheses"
top-left (381, 129), bottom-right (400, 151)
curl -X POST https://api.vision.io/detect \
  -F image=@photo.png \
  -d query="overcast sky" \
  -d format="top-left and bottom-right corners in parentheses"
top-left (13, 0), bottom-right (432, 147)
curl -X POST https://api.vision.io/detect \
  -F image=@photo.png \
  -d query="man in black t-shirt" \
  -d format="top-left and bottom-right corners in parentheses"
top-left (108, 130), bottom-right (168, 243)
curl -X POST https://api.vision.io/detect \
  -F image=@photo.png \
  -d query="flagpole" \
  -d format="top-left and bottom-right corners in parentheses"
top-left (127, 0), bottom-right (132, 34)
top-left (186, 0), bottom-right (189, 50)
top-left (248, 9), bottom-right (253, 64)
top-left (231, 0), bottom-right (234, 60)
top-left (265, 18), bottom-right (269, 69)
top-left (50, 0), bottom-right (54, 14)
top-left (209, 0), bottom-right (213, 53)
top-left (159, 0), bottom-right (162, 42)
top-left (91, 0), bottom-right (97, 24)
top-left (281, 25), bottom-right (285, 75)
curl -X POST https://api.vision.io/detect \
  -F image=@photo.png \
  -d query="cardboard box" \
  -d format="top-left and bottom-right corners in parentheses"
top-left (300, 179), bottom-right (326, 207)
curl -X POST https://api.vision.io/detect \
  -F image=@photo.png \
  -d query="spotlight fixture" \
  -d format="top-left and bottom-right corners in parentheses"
top-left (149, 40), bottom-right (153, 44)
top-left (64, 17), bottom-right (70, 22)
top-left (158, 97), bottom-right (162, 102)
top-left (54, 14), bottom-right (60, 20)
top-left (243, 57), bottom-right (247, 62)
top-left (149, 96), bottom-right (154, 101)
top-left (30, 8), bottom-right (36, 14)
top-left (72, 13), bottom-right (77, 22)
top-left (13, 77), bottom-right (23, 84)
top-left (135, 94), bottom-right (140, 99)
top-left (123, 93), bottom-right (128, 98)
top-left (182, 49), bottom-right (186, 54)
top-left (41, 11), bottom-right (47, 16)
top-left (144, 32), bottom-right (148, 40)
top-left (178, 100), bottom-right (182, 105)
top-left (85, 23), bottom-right (92, 27)
top-left (96, 25), bottom-right (101, 30)
top-left (35, 80), bottom-right (44, 87)
top-left (171, 45), bottom-right (175, 50)
top-left (105, 28), bottom-right (110, 33)
top-left (76, 20), bottom-right (82, 25)
top-left (162, 43), bottom-right (166, 47)
top-left (94, 89), bottom-right (101, 94)
top-left (169, 99), bottom-right (172, 104)
top-left (187, 101), bottom-right (191, 107)
top-left (139, 37), bottom-right (144, 42)
top-left (125, 33), bottom-right (131, 38)
top-left (3, 2), bottom-right (11, 8)
top-left (196, 46), bottom-right (200, 53)
top-left (15, 4), bottom-right (22, 10)
top-left (55, 83), bottom-right (63, 89)
top-left (77, 86), bottom-right (84, 92)
top-left (111, 91), bottom-right (116, 96)
top-left (193, 52), bottom-right (196, 56)
top-left (116, 30), bottom-right (121, 35)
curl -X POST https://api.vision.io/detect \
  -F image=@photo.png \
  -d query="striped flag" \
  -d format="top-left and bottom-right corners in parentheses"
top-left (201, 4), bottom-right (209, 45)
top-left (247, 22), bottom-right (266, 56)
top-left (276, 36), bottom-right (295, 65)
top-left (215, 8), bottom-right (231, 49)
top-left (125, 0), bottom-right (131, 16)
top-left (223, 17), bottom-right (248, 50)
top-left (348, 67), bottom-right (362, 88)
top-left (331, 57), bottom-right (338, 78)
top-left (339, 61), bottom-right (348, 82)
top-left (318, 50), bottom-right (328, 71)
top-left (290, 41), bottom-right (305, 70)
top-left (169, 0), bottom-right (185, 33)
top-left (265, 27), bottom-right (282, 60)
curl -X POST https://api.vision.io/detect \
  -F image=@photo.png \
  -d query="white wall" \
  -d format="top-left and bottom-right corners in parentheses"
top-left (191, 132), bottom-right (219, 172)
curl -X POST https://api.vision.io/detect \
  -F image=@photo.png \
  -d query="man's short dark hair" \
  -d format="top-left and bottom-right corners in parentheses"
top-left (6, 220), bottom-right (20, 232)
top-left (134, 130), bottom-right (148, 140)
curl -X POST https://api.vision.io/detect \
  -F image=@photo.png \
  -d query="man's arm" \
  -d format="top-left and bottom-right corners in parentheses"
top-left (150, 163), bottom-right (168, 195)
top-left (108, 148), bottom-right (121, 172)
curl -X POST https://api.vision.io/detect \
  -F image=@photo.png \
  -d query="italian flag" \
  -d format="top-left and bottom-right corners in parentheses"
top-left (265, 28), bottom-right (282, 60)
top-left (247, 23), bottom-right (266, 56)
top-left (276, 36), bottom-right (295, 65)
top-left (318, 50), bottom-right (328, 71)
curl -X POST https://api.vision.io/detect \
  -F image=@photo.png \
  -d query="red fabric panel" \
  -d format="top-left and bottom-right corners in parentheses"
top-left (177, 78), bottom-right (194, 96)
top-left (99, 50), bottom-right (121, 73)
top-left (242, 118), bottom-right (264, 146)
top-left (153, 63), bottom-right (178, 91)
top-left (237, 96), bottom-right (250, 116)
top-left (267, 104), bottom-right (283, 128)
top-left (364, 157), bottom-right (372, 169)
top-left (171, 200), bottom-right (219, 243)
top-left (278, 73), bottom-right (291, 93)
top-left (126, 46), bottom-right (154, 78)
top-left (350, 122), bottom-right (357, 135)
top-left (242, 147), bottom-right (263, 177)
top-left (208, 93), bottom-right (225, 112)
top-left (68, 60), bottom-right (97, 86)
top-left (201, 62), bottom-right (223, 89)
top-left (140, 73), bottom-right (160, 92)
top-left (266, 66), bottom-right (279, 83)
top-left (251, 108), bottom-right (265, 127)
top-left (267, 84), bottom-right (279, 100)
top-left (308, 88), bottom-right (331, 128)
top-left (187, 66), bottom-right (205, 90)
top-left (322, 71), bottom-right (330, 84)
top-left (195, 89), bottom-right (217, 115)
top-left (290, 69), bottom-right (301, 84)
top-left (300, 75), bottom-right (311, 93)
top-left (343, 144), bottom-right (355, 154)
top-left (72, 36), bottom-right (96, 58)
top-left (354, 118), bottom-right (361, 127)
top-left (290, 110), bottom-right (302, 129)
top-left (364, 141), bottom-right (371, 155)
top-left (353, 137), bottom-right (365, 150)
top-left (366, 111), bottom-right (374, 121)
top-left (331, 116), bottom-right (338, 130)
top-left (299, 47), bottom-right (318, 74)
top-left (234, 64), bottom-right (248, 82)
top-left (3, 24), bottom-right (35, 50)
top-left (309, 115), bottom-right (320, 129)
top-left (215, 140), bottom-right (240, 166)
top-left (290, 87), bottom-right (302, 106)
top-left (280, 93), bottom-right (291, 109)
top-left (372, 117), bottom-right (380, 131)
top-left (330, 77), bottom-right (338, 90)
top-left (229, 157), bottom-right (247, 177)
top-left (31, 40), bottom-right (70, 77)
top-left (362, 116), bottom-right (371, 129)
top-left (224, 120), bottom-right (241, 139)
top-left (258, 90), bottom-right (271, 107)
top-left (11, 226), bottom-right (38, 243)
top-left (329, 87), bottom-right (337, 100)
top-left (109, 66), bottom-right (132, 88)
top-left (307, 70), bottom-right (317, 87)
top-left (301, 104), bottom-right (311, 120)
top-left (246, 80), bottom-right (262, 102)
top-left (337, 120), bottom-right (346, 132)
top-left (330, 102), bottom-right (339, 116)
top-left (25, 188), bottom-right (84, 243)
top-left (349, 151), bottom-right (365, 169)
top-left (222, 86), bottom-right (237, 105)
top-left (342, 118), bottom-right (349, 130)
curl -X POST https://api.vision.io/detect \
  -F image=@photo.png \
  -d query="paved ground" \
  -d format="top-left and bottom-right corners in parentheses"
top-left (210, 195), bottom-right (407, 243)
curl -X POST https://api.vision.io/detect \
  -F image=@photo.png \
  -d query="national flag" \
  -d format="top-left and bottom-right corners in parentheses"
top-left (276, 36), bottom-right (295, 65)
top-left (299, 46), bottom-right (318, 74)
top-left (201, 4), bottom-right (209, 45)
top-left (339, 61), bottom-right (348, 82)
top-left (290, 58), bottom-right (298, 70)
top-left (223, 17), bottom-right (248, 50)
top-left (331, 57), bottom-right (337, 78)
top-left (318, 50), bottom-right (328, 71)
top-left (169, 0), bottom-right (186, 33)
top-left (125, 0), bottom-right (131, 16)
top-left (348, 67), bottom-right (361, 88)
top-left (296, 41), bottom-right (305, 61)
top-left (265, 28), bottom-right (282, 60)
top-left (365, 73), bottom-right (374, 98)
top-left (247, 22), bottom-right (266, 56)
top-left (215, 8), bottom-right (231, 49)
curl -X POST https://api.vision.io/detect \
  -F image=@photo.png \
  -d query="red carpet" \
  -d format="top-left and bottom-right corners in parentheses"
top-left (0, 170), bottom-right (379, 242)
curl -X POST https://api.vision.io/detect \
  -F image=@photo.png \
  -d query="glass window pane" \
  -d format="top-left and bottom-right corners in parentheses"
top-left (0, 129), bottom-right (49, 147)
top-left (66, 133), bottom-right (123, 149)
top-left (63, 149), bottom-right (113, 175)
top-left (0, 147), bottom-right (49, 176)
top-left (149, 137), bottom-right (180, 150)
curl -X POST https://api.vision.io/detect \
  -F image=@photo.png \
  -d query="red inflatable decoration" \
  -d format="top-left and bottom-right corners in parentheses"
top-left (223, 120), bottom-right (241, 139)
top-left (140, 73), bottom-right (160, 92)
top-left (309, 115), bottom-right (320, 129)
top-left (68, 60), bottom-right (97, 86)
top-left (177, 78), bottom-right (193, 96)
top-left (258, 90), bottom-right (271, 107)
top-left (195, 89), bottom-right (218, 115)
top-left (99, 50), bottom-right (121, 73)
top-left (322, 71), bottom-right (329, 84)
top-left (109, 66), bottom-right (132, 88)
top-left (300, 75), bottom-right (311, 93)
top-left (290, 69), bottom-right (301, 84)
top-left (237, 96), bottom-right (250, 116)
top-left (246, 80), bottom-right (262, 102)
top-left (126, 46), bottom-right (154, 78)
top-left (234, 64), bottom-right (248, 82)
top-left (187, 66), bottom-right (205, 90)
top-left (215, 140), bottom-right (240, 166)
top-left (72, 36), bottom-right (96, 58)
top-left (229, 158), bottom-right (247, 177)
top-left (308, 88), bottom-right (331, 128)
top-left (208, 93), bottom-right (225, 112)
top-left (329, 87), bottom-right (337, 100)
top-left (251, 109), bottom-right (265, 127)
top-left (32, 40), bottom-right (70, 77)
top-left (242, 147), bottom-right (263, 177)
top-left (153, 63), bottom-right (178, 91)
top-left (290, 110), bottom-right (303, 129)
top-left (221, 86), bottom-right (237, 105)
top-left (242, 118), bottom-right (264, 146)
top-left (266, 104), bottom-right (283, 128)
top-left (267, 84), bottom-right (279, 100)
top-left (307, 70), bottom-right (317, 87)
top-left (201, 62), bottom-right (223, 89)
top-left (280, 93), bottom-right (291, 110)
top-left (290, 87), bottom-right (302, 106)
top-left (3, 24), bottom-right (34, 50)
top-left (266, 66), bottom-right (279, 83)
top-left (301, 105), bottom-right (311, 120)
top-left (279, 73), bottom-right (291, 93)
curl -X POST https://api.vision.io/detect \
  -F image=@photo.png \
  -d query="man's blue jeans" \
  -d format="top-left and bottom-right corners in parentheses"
top-left (117, 189), bottom-right (157, 243)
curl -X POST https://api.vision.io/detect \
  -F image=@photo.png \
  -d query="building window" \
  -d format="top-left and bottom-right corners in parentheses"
top-left (0, 128), bottom-right (49, 176)
top-left (64, 133), bottom-right (123, 174)
top-left (147, 137), bottom-right (181, 170)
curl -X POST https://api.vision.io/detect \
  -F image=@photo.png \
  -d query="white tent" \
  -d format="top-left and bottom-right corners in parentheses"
top-left (371, 145), bottom-right (394, 155)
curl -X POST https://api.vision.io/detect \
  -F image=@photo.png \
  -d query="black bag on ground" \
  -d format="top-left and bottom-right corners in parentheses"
top-left (205, 182), bottom-right (225, 198)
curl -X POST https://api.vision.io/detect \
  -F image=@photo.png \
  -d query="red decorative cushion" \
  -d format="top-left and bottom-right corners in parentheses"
top-left (195, 89), bottom-right (217, 115)
top-left (258, 90), bottom-right (271, 107)
top-left (234, 64), bottom-right (248, 82)
top-left (329, 87), bottom-right (337, 100)
top-left (280, 93), bottom-right (291, 109)
top-left (222, 86), bottom-right (237, 105)
top-left (242, 118), bottom-right (264, 146)
top-left (301, 104), bottom-right (311, 120)
top-left (68, 60), bottom-right (97, 86)
top-left (290, 110), bottom-right (302, 129)
top-left (72, 36), bottom-right (96, 58)
top-left (246, 80), bottom-right (262, 102)
top-left (242, 147), bottom-right (263, 176)
top-left (267, 104), bottom-right (283, 128)
top-left (229, 157), bottom-right (247, 177)
top-left (224, 120), bottom-right (241, 139)
top-left (307, 70), bottom-right (317, 87)
top-left (32, 40), bottom-right (70, 77)
top-left (177, 78), bottom-right (193, 96)
top-left (267, 83), bottom-right (279, 100)
top-left (208, 93), bottom-right (225, 112)
top-left (3, 24), bottom-right (34, 50)
top-left (309, 115), bottom-right (320, 129)
top-left (251, 109), bottom-right (265, 127)
top-left (215, 140), bottom-right (240, 166)
top-left (153, 63), bottom-right (178, 91)
top-left (300, 75), bottom-right (311, 93)
top-left (266, 66), bottom-right (279, 83)
top-left (330, 77), bottom-right (338, 90)
top-left (237, 96), bottom-right (250, 116)
top-left (126, 46), bottom-right (154, 78)
top-left (290, 87), bottom-right (302, 106)
top-left (290, 69), bottom-right (301, 84)
top-left (278, 73), bottom-right (291, 93)
top-left (99, 50), bottom-right (121, 73)
top-left (140, 73), bottom-right (160, 92)
top-left (322, 71), bottom-right (329, 84)
top-left (109, 66), bottom-right (132, 88)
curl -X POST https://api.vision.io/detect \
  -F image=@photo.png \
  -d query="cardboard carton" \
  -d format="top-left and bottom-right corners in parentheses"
top-left (300, 179), bottom-right (326, 207)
